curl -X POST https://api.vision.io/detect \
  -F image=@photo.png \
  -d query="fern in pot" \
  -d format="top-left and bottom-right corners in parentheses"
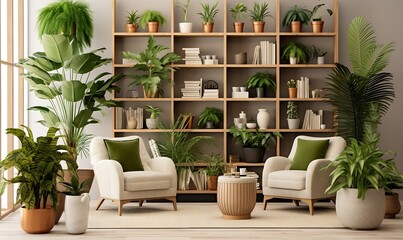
top-left (203, 154), bottom-right (225, 190)
top-left (197, 107), bottom-right (223, 129)
top-left (245, 71), bottom-right (276, 98)
top-left (140, 10), bottom-right (166, 33)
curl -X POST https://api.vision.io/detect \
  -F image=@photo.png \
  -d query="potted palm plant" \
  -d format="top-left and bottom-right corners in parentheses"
top-left (282, 5), bottom-right (311, 33)
top-left (311, 45), bottom-right (327, 64)
top-left (249, 2), bottom-right (270, 33)
top-left (0, 126), bottom-right (74, 234)
top-left (204, 154), bottom-right (225, 190)
top-left (125, 10), bottom-right (140, 33)
top-left (37, 0), bottom-right (93, 53)
top-left (139, 10), bottom-right (166, 33)
top-left (129, 36), bottom-right (181, 98)
top-left (145, 105), bottom-right (162, 129)
top-left (229, 126), bottom-right (279, 163)
top-left (281, 41), bottom-right (310, 64)
top-left (198, 2), bottom-right (219, 33)
top-left (197, 107), bottom-right (223, 129)
top-left (286, 101), bottom-right (299, 129)
top-left (229, 3), bottom-right (248, 33)
top-left (177, 0), bottom-right (192, 33)
top-left (245, 71), bottom-right (276, 98)
top-left (310, 3), bottom-right (333, 33)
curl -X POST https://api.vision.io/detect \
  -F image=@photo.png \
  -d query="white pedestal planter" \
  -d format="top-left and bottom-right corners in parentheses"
top-left (179, 22), bottom-right (192, 33)
top-left (336, 188), bottom-right (385, 230)
top-left (65, 193), bottom-right (90, 234)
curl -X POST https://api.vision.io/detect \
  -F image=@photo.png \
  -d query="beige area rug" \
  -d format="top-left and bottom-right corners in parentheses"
top-left (88, 201), bottom-right (343, 229)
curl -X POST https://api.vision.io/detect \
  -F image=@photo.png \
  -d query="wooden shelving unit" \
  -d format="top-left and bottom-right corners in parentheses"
top-left (111, 0), bottom-right (338, 195)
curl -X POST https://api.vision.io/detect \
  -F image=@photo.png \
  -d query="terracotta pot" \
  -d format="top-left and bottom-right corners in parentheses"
top-left (125, 23), bottom-right (138, 33)
top-left (207, 176), bottom-right (218, 190)
top-left (385, 193), bottom-right (401, 219)
top-left (143, 87), bottom-right (159, 98)
top-left (20, 207), bottom-right (55, 234)
top-left (147, 22), bottom-right (159, 33)
top-left (233, 22), bottom-right (244, 33)
top-left (311, 21), bottom-right (324, 33)
top-left (203, 22), bottom-right (214, 33)
top-left (252, 21), bottom-right (265, 33)
top-left (288, 88), bottom-right (297, 98)
top-left (290, 21), bottom-right (302, 33)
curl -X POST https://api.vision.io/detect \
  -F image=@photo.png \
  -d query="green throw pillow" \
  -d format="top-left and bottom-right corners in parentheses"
top-left (103, 139), bottom-right (144, 172)
top-left (289, 139), bottom-right (330, 170)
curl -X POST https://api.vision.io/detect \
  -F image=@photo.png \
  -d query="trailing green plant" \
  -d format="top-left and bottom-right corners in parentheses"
top-left (126, 10), bottom-right (140, 25)
top-left (245, 71), bottom-right (276, 90)
top-left (282, 5), bottom-right (311, 27)
top-left (326, 17), bottom-right (395, 143)
top-left (311, 45), bottom-right (327, 58)
top-left (281, 41), bottom-right (310, 64)
top-left (139, 10), bottom-right (166, 29)
top-left (198, 2), bottom-right (219, 23)
top-left (128, 36), bottom-right (181, 97)
top-left (59, 173), bottom-right (91, 196)
top-left (229, 126), bottom-right (280, 150)
top-left (287, 79), bottom-right (296, 88)
top-left (177, 0), bottom-right (191, 22)
top-left (0, 126), bottom-right (75, 209)
top-left (146, 105), bottom-right (162, 119)
top-left (310, 3), bottom-right (333, 21)
top-left (203, 154), bottom-right (225, 176)
top-left (249, 2), bottom-right (270, 22)
top-left (197, 107), bottom-right (223, 128)
top-left (37, 0), bottom-right (93, 53)
top-left (326, 104), bottom-right (403, 200)
top-left (286, 101), bottom-right (298, 119)
top-left (18, 34), bottom-right (124, 161)
top-left (229, 3), bottom-right (248, 22)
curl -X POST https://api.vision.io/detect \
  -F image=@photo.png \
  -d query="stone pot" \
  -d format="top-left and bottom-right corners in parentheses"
top-left (146, 118), bottom-right (158, 129)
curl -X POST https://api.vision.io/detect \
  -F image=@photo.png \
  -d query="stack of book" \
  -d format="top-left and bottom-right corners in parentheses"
top-left (260, 41), bottom-right (276, 65)
top-left (302, 109), bottom-right (323, 129)
top-left (203, 89), bottom-right (219, 98)
top-left (182, 47), bottom-right (202, 65)
top-left (296, 77), bottom-right (310, 98)
top-left (181, 79), bottom-right (202, 98)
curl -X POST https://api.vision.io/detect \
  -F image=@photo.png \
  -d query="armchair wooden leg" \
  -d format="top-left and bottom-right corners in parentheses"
top-left (331, 197), bottom-right (336, 204)
top-left (263, 196), bottom-right (273, 210)
top-left (167, 196), bottom-right (177, 211)
top-left (95, 198), bottom-right (105, 210)
top-left (118, 200), bottom-right (124, 216)
top-left (139, 200), bottom-right (144, 207)
top-left (293, 200), bottom-right (300, 206)
top-left (301, 199), bottom-right (317, 216)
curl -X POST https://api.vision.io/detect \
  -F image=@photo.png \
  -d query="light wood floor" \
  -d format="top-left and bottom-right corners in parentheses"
top-left (1, 207), bottom-right (402, 239)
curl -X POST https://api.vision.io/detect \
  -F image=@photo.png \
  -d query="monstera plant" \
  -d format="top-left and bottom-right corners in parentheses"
top-left (18, 34), bottom-right (124, 163)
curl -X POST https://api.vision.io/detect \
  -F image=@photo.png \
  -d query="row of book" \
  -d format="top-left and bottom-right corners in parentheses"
top-left (182, 47), bottom-right (202, 65)
top-left (295, 77), bottom-right (310, 98)
top-left (252, 41), bottom-right (276, 65)
top-left (181, 79), bottom-right (202, 98)
top-left (302, 109), bottom-right (323, 129)
top-left (115, 107), bottom-right (144, 129)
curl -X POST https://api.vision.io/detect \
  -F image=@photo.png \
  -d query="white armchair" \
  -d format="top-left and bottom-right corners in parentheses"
top-left (90, 136), bottom-right (177, 216)
top-left (262, 135), bottom-right (346, 215)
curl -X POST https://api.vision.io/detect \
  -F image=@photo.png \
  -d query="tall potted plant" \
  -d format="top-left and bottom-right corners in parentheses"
top-left (0, 126), bottom-right (74, 234)
top-left (139, 10), bottom-right (166, 33)
top-left (245, 71), bottom-right (276, 98)
top-left (282, 5), bottom-right (311, 33)
top-left (129, 36), bottom-right (181, 98)
top-left (310, 3), bottom-right (333, 33)
top-left (37, 0), bottom-right (93, 53)
top-left (249, 2), bottom-right (270, 33)
top-left (229, 3), bottom-right (248, 33)
top-left (198, 2), bottom-right (219, 33)
top-left (177, 0), bottom-right (192, 33)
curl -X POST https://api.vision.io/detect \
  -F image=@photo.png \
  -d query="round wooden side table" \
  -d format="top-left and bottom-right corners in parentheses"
top-left (217, 176), bottom-right (257, 219)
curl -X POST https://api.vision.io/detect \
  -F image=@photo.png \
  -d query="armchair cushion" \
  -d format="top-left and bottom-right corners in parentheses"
top-left (290, 139), bottom-right (329, 170)
top-left (124, 171), bottom-right (171, 191)
top-left (268, 170), bottom-right (306, 190)
top-left (104, 139), bottom-right (144, 172)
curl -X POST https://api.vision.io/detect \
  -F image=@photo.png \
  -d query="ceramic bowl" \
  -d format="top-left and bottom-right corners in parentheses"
top-left (246, 123), bottom-right (257, 129)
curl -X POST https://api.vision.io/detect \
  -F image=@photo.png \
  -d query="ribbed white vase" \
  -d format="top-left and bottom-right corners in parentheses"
top-left (257, 109), bottom-right (270, 129)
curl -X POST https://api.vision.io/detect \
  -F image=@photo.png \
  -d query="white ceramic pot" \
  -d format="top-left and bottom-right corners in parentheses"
top-left (336, 188), bottom-right (385, 229)
top-left (205, 121), bottom-right (214, 129)
top-left (287, 119), bottom-right (300, 129)
top-left (289, 57), bottom-right (297, 64)
top-left (317, 56), bottom-right (325, 64)
top-left (65, 193), bottom-right (90, 234)
top-left (179, 22), bottom-right (193, 33)
top-left (146, 118), bottom-right (158, 129)
top-left (257, 109), bottom-right (270, 129)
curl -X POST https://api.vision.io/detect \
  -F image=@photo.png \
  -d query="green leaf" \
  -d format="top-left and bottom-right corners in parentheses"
top-left (70, 52), bottom-right (101, 74)
top-left (61, 81), bottom-right (87, 102)
top-left (73, 109), bottom-right (93, 128)
top-left (42, 34), bottom-right (72, 63)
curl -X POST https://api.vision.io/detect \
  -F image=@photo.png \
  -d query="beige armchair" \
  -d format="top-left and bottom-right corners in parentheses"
top-left (90, 136), bottom-right (177, 216)
top-left (262, 135), bottom-right (346, 215)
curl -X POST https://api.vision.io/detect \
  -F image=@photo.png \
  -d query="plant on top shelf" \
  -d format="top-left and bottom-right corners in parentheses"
top-left (229, 3), bottom-right (248, 33)
top-left (197, 107), bottom-right (223, 129)
top-left (311, 45), bottom-right (327, 64)
top-left (198, 2), bottom-right (219, 33)
top-left (286, 101), bottom-right (299, 129)
top-left (139, 10), bottom-right (166, 33)
top-left (177, 0), bottom-right (193, 33)
top-left (145, 105), bottom-right (162, 129)
top-left (282, 5), bottom-right (311, 33)
top-left (245, 71), bottom-right (276, 98)
top-left (310, 3), bottom-right (333, 33)
top-left (249, 2), bottom-right (271, 33)
top-left (203, 154), bottom-right (225, 190)
top-left (287, 79), bottom-right (297, 98)
top-left (129, 36), bottom-right (181, 98)
top-left (281, 41), bottom-right (310, 64)
top-left (125, 10), bottom-right (140, 33)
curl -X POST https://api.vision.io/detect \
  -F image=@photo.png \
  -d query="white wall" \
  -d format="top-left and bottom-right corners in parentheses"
top-left (28, 0), bottom-right (403, 199)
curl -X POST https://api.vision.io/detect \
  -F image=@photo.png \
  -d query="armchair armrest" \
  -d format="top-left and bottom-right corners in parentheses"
top-left (93, 160), bottom-right (125, 199)
top-left (305, 159), bottom-right (335, 198)
top-left (262, 156), bottom-right (292, 188)
top-left (148, 157), bottom-right (177, 191)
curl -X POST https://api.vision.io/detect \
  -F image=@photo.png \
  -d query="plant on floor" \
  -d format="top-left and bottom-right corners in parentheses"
top-left (37, 0), bottom-right (93, 53)
top-left (197, 107), bottom-right (223, 128)
top-left (281, 41), bottom-right (310, 64)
